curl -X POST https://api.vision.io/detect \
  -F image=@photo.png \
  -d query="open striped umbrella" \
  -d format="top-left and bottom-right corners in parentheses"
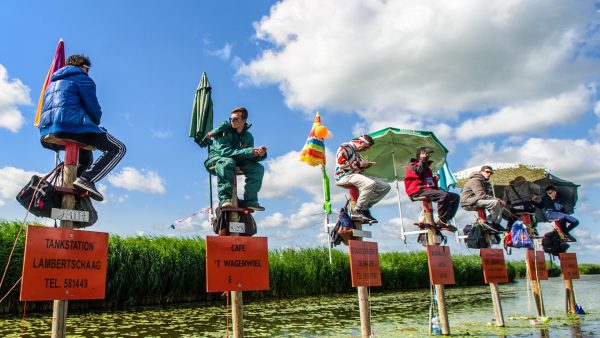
top-left (34, 39), bottom-right (65, 127)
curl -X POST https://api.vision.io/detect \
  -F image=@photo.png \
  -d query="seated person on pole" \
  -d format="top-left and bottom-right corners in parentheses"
top-left (204, 107), bottom-right (267, 211)
top-left (334, 135), bottom-right (391, 223)
top-left (460, 165), bottom-right (507, 232)
top-left (404, 147), bottom-right (459, 232)
top-left (502, 176), bottom-right (542, 231)
top-left (541, 185), bottom-right (578, 242)
top-left (39, 54), bottom-right (126, 202)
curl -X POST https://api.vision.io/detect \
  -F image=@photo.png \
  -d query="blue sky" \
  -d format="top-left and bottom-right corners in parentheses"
top-left (2, 0), bottom-right (600, 263)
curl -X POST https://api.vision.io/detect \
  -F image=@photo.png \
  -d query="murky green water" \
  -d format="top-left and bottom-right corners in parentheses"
top-left (1, 275), bottom-right (598, 337)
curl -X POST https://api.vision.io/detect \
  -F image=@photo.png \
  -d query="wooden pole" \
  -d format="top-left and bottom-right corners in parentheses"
top-left (565, 279), bottom-right (576, 314)
top-left (229, 174), bottom-right (244, 338)
top-left (483, 231), bottom-right (504, 327)
top-left (423, 201), bottom-right (449, 335)
top-left (354, 223), bottom-right (372, 338)
top-left (51, 143), bottom-right (77, 338)
top-left (521, 214), bottom-right (545, 318)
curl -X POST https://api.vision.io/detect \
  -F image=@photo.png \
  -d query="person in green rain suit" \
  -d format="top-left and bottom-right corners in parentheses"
top-left (204, 107), bottom-right (267, 211)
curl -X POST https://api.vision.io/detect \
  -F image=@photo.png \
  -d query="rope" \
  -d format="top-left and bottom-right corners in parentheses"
top-left (0, 277), bottom-right (21, 304)
top-left (0, 163), bottom-right (62, 308)
top-left (0, 164), bottom-right (61, 293)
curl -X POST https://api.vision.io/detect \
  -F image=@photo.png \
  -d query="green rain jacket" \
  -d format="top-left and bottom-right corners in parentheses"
top-left (204, 120), bottom-right (267, 168)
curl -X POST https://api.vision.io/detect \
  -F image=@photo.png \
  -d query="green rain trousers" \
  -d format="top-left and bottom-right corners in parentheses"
top-left (211, 157), bottom-right (264, 206)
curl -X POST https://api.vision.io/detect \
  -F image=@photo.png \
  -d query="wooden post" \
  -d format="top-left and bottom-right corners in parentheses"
top-left (423, 200), bottom-right (449, 335)
top-left (354, 223), bottom-right (372, 338)
top-left (482, 229), bottom-right (504, 327)
top-left (229, 173), bottom-right (244, 338)
top-left (565, 279), bottom-right (576, 314)
top-left (520, 214), bottom-right (545, 318)
top-left (51, 142), bottom-right (77, 338)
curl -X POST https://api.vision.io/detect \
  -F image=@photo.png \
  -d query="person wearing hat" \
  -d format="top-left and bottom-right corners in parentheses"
top-left (404, 147), bottom-right (459, 231)
top-left (460, 165), bottom-right (507, 231)
top-left (204, 107), bottom-right (267, 211)
top-left (334, 134), bottom-right (391, 223)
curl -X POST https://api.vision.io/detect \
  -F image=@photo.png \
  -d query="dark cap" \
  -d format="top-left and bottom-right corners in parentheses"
top-left (480, 165), bottom-right (494, 173)
top-left (416, 147), bottom-right (433, 156)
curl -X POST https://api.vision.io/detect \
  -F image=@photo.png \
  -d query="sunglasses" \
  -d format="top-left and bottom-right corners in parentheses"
top-left (230, 117), bottom-right (241, 122)
top-left (484, 170), bottom-right (493, 174)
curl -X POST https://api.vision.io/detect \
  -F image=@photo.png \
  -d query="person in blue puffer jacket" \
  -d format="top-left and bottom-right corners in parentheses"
top-left (40, 54), bottom-right (126, 202)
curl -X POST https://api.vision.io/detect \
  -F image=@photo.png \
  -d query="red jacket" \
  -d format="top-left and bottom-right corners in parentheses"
top-left (404, 159), bottom-right (438, 196)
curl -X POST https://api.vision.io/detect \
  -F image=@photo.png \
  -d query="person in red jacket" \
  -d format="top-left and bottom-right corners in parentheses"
top-left (404, 147), bottom-right (459, 231)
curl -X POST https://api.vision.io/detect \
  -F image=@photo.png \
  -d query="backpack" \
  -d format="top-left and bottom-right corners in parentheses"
top-left (15, 165), bottom-right (62, 218)
top-left (211, 202), bottom-right (257, 237)
top-left (510, 222), bottom-right (532, 248)
top-left (541, 230), bottom-right (569, 257)
top-left (417, 229), bottom-right (447, 247)
top-left (466, 224), bottom-right (489, 249)
top-left (330, 201), bottom-right (355, 247)
top-left (502, 229), bottom-right (514, 254)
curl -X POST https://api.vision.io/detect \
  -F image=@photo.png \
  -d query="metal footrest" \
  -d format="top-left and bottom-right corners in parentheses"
top-left (352, 229), bottom-right (372, 238)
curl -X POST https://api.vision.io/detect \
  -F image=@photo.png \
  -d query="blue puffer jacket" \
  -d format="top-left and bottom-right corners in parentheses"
top-left (39, 65), bottom-right (104, 137)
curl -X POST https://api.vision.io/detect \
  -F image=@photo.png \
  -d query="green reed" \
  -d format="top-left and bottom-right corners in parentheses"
top-left (0, 221), bottom-right (597, 314)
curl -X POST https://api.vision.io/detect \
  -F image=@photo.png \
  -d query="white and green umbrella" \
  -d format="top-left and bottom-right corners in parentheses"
top-left (360, 127), bottom-right (451, 244)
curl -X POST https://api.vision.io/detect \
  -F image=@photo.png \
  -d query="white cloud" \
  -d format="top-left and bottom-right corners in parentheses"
top-left (456, 86), bottom-right (593, 140)
top-left (465, 138), bottom-right (600, 183)
top-left (149, 129), bottom-right (172, 139)
top-left (107, 167), bottom-right (166, 194)
top-left (207, 43), bottom-right (233, 61)
top-left (239, 0), bottom-right (600, 117)
top-left (261, 149), bottom-right (337, 200)
top-left (0, 166), bottom-right (41, 207)
top-left (258, 202), bottom-right (324, 229)
top-left (0, 64), bottom-right (31, 132)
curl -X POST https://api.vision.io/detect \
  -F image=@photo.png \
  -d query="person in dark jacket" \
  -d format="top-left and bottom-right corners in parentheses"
top-left (404, 147), bottom-right (459, 231)
top-left (541, 185), bottom-right (578, 242)
top-left (40, 55), bottom-right (126, 202)
top-left (204, 107), bottom-right (267, 211)
top-left (460, 165), bottom-right (507, 231)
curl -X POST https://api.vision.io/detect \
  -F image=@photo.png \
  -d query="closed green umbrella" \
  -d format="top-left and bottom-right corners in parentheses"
top-left (189, 72), bottom-right (213, 147)
top-left (189, 72), bottom-right (215, 217)
top-left (361, 127), bottom-right (450, 244)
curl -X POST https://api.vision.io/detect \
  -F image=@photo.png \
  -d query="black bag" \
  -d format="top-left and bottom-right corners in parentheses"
top-left (211, 204), bottom-right (257, 237)
top-left (330, 201), bottom-right (355, 247)
top-left (466, 224), bottom-right (489, 249)
top-left (73, 196), bottom-right (98, 228)
top-left (542, 230), bottom-right (569, 257)
top-left (15, 166), bottom-right (62, 218)
top-left (508, 185), bottom-right (537, 213)
top-left (510, 201), bottom-right (537, 213)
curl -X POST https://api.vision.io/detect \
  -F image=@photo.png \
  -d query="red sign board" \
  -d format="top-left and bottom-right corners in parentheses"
top-left (20, 226), bottom-right (108, 301)
top-left (348, 240), bottom-right (382, 287)
top-left (480, 248), bottom-right (508, 284)
top-left (560, 253), bottom-right (580, 280)
top-left (427, 245), bottom-right (455, 285)
top-left (526, 250), bottom-right (548, 281)
top-left (205, 236), bottom-right (269, 292)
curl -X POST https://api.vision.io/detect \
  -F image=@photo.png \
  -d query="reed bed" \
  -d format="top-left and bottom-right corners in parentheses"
top-left (0, 221), bottom-right (596, 314)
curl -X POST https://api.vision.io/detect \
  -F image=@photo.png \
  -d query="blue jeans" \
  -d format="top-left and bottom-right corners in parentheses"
top-left (545, 211), bottom-right (579, 232)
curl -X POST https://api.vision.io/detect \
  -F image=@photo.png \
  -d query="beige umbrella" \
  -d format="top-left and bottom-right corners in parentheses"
top-left (454, 163), bottom-right (546, 188)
